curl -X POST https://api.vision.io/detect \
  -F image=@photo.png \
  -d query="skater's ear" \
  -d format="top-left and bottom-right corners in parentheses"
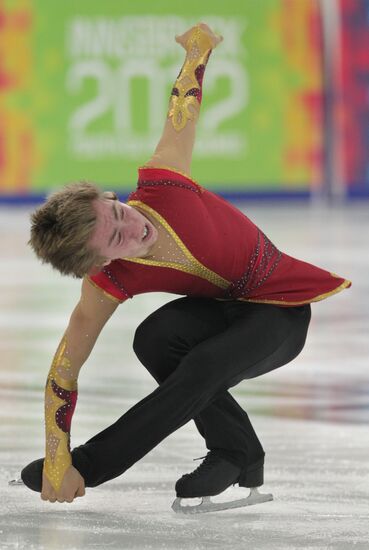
top-left (102, 191), bottom-right (118, 201)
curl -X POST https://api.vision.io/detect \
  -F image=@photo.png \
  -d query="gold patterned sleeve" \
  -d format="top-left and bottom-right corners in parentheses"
top-left (144, 23), bottom-right (223, 175)
top-left (168, 23), bottom-right (216, 132)
top-left (43, 335), bottom-right (78, 493)
top-left (42, 276), bottom-right (119, 493)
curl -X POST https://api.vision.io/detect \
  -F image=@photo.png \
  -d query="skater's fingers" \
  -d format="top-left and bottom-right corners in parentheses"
top-left (52, 485), bottom-right (85, 503)
top-left (41, 482), bottom-right (58, 503)
top-left (57, 489), bottom-right (75, 503)
top-left (75, 484), bottom-right (85, 498)
top-left (62, 490), bottom-right (78, 503)
top-left (41, 491), bottom-right (55, 502)
top-left (41, 495), bottom-right (57, 503)
top-left (43, 495), bottom-right (57, 503)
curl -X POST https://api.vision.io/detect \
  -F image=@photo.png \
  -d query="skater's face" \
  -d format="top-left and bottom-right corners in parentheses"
top-left (89, 193), bottom-right (158, 266)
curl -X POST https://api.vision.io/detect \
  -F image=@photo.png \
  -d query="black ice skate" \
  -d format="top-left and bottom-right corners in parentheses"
top-left (172, 451), bottom-right (273, 514)
top-left (8, 457), bottom-right (43, 491)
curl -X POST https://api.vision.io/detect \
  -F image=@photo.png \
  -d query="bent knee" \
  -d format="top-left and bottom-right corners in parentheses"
top-left (133, 308), bottom-right (188, 365)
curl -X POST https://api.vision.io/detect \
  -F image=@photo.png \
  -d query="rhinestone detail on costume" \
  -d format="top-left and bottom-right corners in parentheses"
top-left (225, 229), bottom-right (282, 299)
top-left (138, 178), bottom-right (203, 195)
top-left (102, 266), bottom-right (132, 299)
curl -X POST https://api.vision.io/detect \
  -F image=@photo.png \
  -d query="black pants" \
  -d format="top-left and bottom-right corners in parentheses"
top-left (72, 297), bottom-right (312, 487)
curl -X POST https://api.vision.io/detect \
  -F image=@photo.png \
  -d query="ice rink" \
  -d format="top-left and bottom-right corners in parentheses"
top-left (1, 201), bottom-right (368, 550)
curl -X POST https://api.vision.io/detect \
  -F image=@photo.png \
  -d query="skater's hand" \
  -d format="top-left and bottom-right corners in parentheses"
top-left (41, 464), bottom-right (85, 503)
top-left (175, 22), bottom-right (223, 51)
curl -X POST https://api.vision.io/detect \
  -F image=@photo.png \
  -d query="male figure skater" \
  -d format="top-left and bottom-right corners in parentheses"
top-left (18, 23), bottom-right (351, 513)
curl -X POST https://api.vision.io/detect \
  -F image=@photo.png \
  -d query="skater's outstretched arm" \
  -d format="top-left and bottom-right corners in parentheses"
top-left (144, 22), bottom-right (223, 176)
top-left (41, 276), bottom-right (118, 503)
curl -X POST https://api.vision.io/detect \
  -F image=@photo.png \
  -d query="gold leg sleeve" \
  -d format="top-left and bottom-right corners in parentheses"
top-left (168, 25), bottom-right (214, 132)
top-left (44, 336), bottom-right (78, 493)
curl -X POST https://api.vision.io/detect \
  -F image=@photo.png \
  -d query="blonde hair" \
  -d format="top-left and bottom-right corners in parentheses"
top-left (28, 181), bottom-right (108, 278)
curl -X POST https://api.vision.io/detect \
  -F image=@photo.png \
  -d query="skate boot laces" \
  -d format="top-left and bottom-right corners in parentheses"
top-left (189, 451), bottom-right (224, 478)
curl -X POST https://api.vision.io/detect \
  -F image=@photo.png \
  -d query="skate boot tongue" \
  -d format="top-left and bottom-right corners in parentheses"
top-left (193, 449), bottom-right (223, 462)
top-left (190, 450), bottom-right (228, 477)
top-left (175, 450), bottom-right (241, 498)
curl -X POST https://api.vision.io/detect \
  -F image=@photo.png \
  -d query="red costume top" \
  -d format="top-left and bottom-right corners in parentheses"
top-left (88, 166), bottom-right (352, 306)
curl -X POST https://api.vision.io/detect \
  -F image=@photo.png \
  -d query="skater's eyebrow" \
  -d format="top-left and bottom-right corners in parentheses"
top-left (108, 202), bottom-right (119, 246)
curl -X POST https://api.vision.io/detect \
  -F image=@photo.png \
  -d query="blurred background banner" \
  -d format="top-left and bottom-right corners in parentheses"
top-left (335, 0), bottom-right (369, 197)
top-left (0, 0), bottom-right (324, 197)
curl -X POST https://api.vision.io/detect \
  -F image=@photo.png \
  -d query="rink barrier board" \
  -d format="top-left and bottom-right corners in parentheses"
top-left (1, 188), bottom-right (368, 206)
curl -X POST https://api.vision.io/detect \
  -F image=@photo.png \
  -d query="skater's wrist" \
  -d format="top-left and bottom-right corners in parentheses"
top-left (43, 452), bottom-right (72, 493)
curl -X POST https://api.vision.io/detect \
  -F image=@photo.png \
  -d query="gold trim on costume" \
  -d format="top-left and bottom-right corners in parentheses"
top-left (85, 275), bottom-right (124, 304)
top-left (224, 277), bottom-right (352, 306)
top-left (125, 200), bottom-right (230, 290)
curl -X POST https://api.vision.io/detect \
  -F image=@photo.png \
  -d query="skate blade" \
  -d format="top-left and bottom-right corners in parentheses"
top-left (172, 487), bottom-right (273, 514)
top-left (8, 478), bottom-right (24, 486)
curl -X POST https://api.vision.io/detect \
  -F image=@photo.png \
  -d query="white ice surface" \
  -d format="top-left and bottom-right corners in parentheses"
top-left (0, 201), bottom-right (368, 550)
